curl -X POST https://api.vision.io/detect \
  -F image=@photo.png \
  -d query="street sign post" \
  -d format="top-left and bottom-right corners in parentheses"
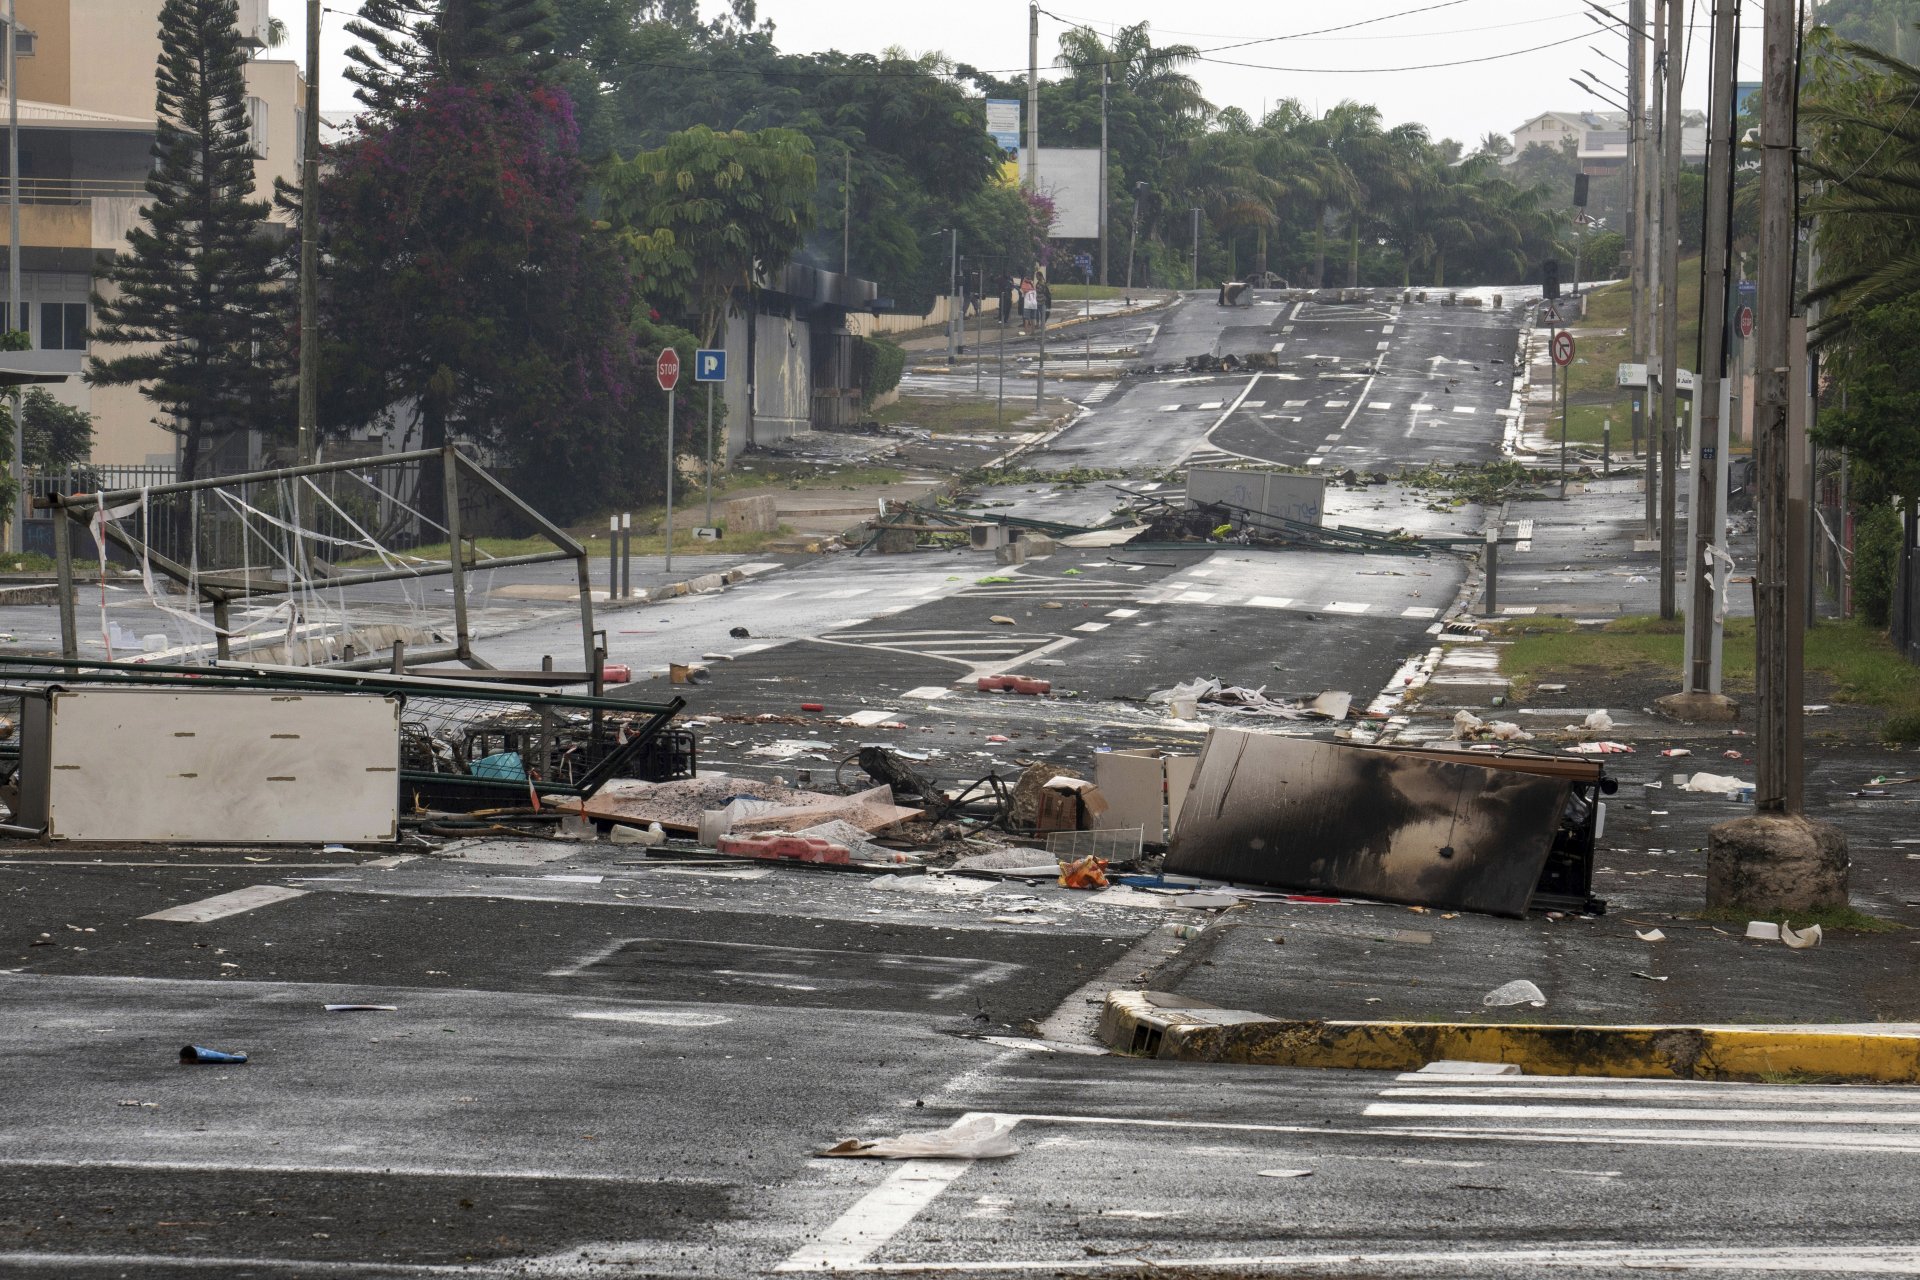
top-left (695, 349), bottom-right (725, 529)
top-left (657, 348), bottom-right (680, 570)
top-left (1552, 330), bottom-right (1575, 489)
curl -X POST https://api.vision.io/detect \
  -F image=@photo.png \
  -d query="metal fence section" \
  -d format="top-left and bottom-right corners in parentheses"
top-left (1895, 509), bottom-right (1920, 665)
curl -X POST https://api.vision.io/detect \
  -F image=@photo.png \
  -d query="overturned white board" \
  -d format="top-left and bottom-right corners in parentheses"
top-left (31, 688), bottom-right (401, 843)
top-left (1186, 469), bottom-right (1326, 528)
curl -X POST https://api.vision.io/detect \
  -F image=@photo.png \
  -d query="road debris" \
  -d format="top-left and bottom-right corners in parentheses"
top-left (1680, 772), bottom-right (1750, 796)
top-left (1635, 928), bottom-right (1667, 942)
top-left (1257, 1169), bottom-right (1315, 1179)
top-left (324, 1004), bottom-right (398, 1013)
top-left (1166, 730), bottom-right (1611, 916)
top-left (1782, 922), bottom-right (1824, 949)
top-left (180, 1045), bottom-right (249, 1064)
top-left (1483, 979), bottom-right (1548, 1008)
top-left (1058, 855), bottom-right (1110, 889)
top-left (819, 1114), bottom-right (1020, 1160)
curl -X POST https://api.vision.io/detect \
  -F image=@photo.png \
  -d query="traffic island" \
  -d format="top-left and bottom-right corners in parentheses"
top-left (1098, 990), bottom-right (1920, 1083)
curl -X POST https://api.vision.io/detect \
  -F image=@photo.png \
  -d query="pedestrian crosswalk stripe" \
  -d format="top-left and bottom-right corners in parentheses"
top-left (1324, 601), bottom-right (1371, 614)
top-left (1401, 606), bottom-right (1440, 619)
top-left (1247, 596), bottom-right (1294, 608)
top-left (1369, 401), bottom-right (1393, 410)
top-left (1453, 405), bottom-right (1477, 415)
top-left (1174, 591), bottom-right (1216, 603)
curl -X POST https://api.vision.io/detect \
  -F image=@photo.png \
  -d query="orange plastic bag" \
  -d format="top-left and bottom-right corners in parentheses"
top-left (1057, 855), bottom-right (1109, 890)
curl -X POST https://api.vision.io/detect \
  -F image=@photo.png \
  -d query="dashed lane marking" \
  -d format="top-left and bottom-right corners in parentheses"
top-left (140, 885), bottom-right (309, 924)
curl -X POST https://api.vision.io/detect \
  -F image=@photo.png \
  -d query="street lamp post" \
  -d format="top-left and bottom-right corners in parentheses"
top-left (1125, 182), bottom-right (1148, 304)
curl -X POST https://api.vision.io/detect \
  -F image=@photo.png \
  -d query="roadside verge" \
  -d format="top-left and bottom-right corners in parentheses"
top-left (1098, 989), bottom-right (1920, 1083)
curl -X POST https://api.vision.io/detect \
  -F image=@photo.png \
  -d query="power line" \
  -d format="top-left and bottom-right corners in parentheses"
top-left (1037, 0), bottom-right (1480, 56)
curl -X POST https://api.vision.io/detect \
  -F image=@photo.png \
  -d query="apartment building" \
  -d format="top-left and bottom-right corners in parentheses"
top-left (2, 0), bottom-right (306, 469)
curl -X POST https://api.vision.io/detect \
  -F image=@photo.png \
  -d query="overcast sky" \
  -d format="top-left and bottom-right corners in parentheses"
top-left (271, 1), bottom-right (1771, 145)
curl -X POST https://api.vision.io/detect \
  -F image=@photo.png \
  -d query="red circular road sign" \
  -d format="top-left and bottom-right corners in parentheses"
top-left (656, 347), bottom-right (681, 392)
top-left (1738, 305), bottom-right (1754, 339)
top-left (1550, 330), bottom-right (1575, 367)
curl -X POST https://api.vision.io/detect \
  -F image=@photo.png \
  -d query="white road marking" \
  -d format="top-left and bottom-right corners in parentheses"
top-left (1306, 457), bottom-right (1326, 467)
top-left (823, 588), bottom-right (872, 599)
top-left (1072, 622), bottom-right (1109, 633)
top-left (1105, 608), bottom-right (1140, 618)
top-left (572, 1010), bottom-right (731, 1027)
top-left (1271, 342), bottom-right (1286, 352)
top-left (1366, 1101), bottom-right (1920, 1126)
top-left (1377, 340), bottom-right (1391, 350)
top-left (1452, 405), bottom-right (1477, 415)
top-left (1241, 399), bottom-right (1267, 408)
top-left (1283, 399), bottom-right (1308, 408)
top-left (1400, 607), bottom-right (1440, 619)
top-left (803, 1245), bottom-right (1920, 1274)
top-left (903, 687), bottom-right (950, 700)
top-left (1197, 401), bottom-right (1224, 410)
top-left (1384, 1083), bottom-right (1920, 1105)
top-left (1369, 402), bottom-right (1393, 410)
top-left (1323, 601), bottom-right (1371, 614)
top-left (1246, 596), bottom-right (1294, 609)
top-left (1324, 400), bottom-right (1349, 408)
top-left (0, 1254), bottom-right (460, 1276)
top-left (1174, 591), bottom-right (1216, 603)
top-left (1314, 445), bottom-right (1333, 454)
top-left (1158, 403), bottom-right (1182, 412)
top-left (777, 1159), bottom-right (981, 1272)
top-left (1502, 605), bottom-right (1539, 615)
top-left (139, 885), bottom-right (309, 924)
top-left (1381, 324), bottom-right (1395, 334)
top-left (1412, 402), bottom-right (1435, 411)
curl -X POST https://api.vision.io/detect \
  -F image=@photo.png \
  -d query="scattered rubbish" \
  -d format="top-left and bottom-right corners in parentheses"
top-left (1582, 710), bottom-right (1615, 732)
top-left (952, 848), bottom-right (1061, 878)
top-left (180, 1045), bottom-right (248, 1064)
top-left (1635, 928), bottom-right (1667, 942)
top-left (1166, 730), bottom-right (1612, 917)
top-left (800, 702), bottom-right (826, 713)
top-left (1452, 709), bottom-right (1533, 742)
top-left (986, 734), bottom-right (1011, 744)
top-left (1631, 972), bottom-right (1668, 982)
top-left (1153, 678), bottom-right (1353, 721)
top-left (840, 709), bottom-right (898, 728)
top-left (1482, 979), bottom-right (1547, 1008)
top-left (1564, 741), bottom-right (1635, 754)
top-left (1680, 772), bottom-right (1749, 796)
top-left (1095, 750), bottom-right (1199, 845)
top-left (1782, 922), bottom-right (1823, 950)
top-left (1851, 788), bottom-right (1892, 798)
top-left (609, 822), bottom-right (667, 847)
top-left (868, 873), bottom-right (992, 896)
top-left (819, 1114), bottom-right (1020, 1160)
top-left (1659, 749), bottom-right (1692, 758)
top-left (1744, 920), bottom-right (1782, 941)
top-left (1047, 826), bottom-right (1145, 864)
top-left (1165, 923), bottom-right (1205, 940)
top-left (730, 626), bottom-right (751, 638)
top-left (977, 674), bottom-right (1052, 695)
top-left (717, 832), bottom-right (852, 866)
top-left (1058, 855), bottom-right (1110, 889)
top-left (1722, 750), bottom-right (1744, 760)
top-left (324, 1004), bottom-right (397, 1013)
top-left (1257, 1169), bottom-right (1315, 1179)
top-left (797, 819), bottom-right (925, 866)
top-left (989, 615), bottom-right (1017, 626)
top-left (321, 844), bottom-right (354, 854)
top-left (1537, 684), bottom-right (1568, 694)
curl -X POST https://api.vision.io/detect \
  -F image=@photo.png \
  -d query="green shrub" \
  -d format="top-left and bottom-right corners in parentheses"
top-left (1854, 502), bottom-right (1903, 628)
top-left (856, 336), bottom-right (906, 409)
top-left (1883, 709), bottom-right (1920, 744)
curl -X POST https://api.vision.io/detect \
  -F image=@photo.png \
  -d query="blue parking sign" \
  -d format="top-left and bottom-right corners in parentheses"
top-left (695, 349), bottom-right (727, 382)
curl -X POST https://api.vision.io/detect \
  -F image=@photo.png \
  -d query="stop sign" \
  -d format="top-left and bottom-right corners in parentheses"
top-left (656, 347), bottom-right (681, 392)
top-left (1738, 306), bottom-right (1754, 339)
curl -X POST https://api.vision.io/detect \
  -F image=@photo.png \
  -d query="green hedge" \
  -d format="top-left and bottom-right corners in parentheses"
top-left (1855, 503), bottom-right (1902, 629)
top-left (856, 336), bottom-right (906, 409)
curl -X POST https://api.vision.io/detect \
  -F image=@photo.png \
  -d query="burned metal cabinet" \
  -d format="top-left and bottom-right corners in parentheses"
top-left (1166, 730), bottom-right (1611, 917)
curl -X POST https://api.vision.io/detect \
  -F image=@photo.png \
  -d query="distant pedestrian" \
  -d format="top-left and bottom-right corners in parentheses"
top-left (1020, 277), bottom-right (1038, 333)
top-left (1037, 277), bottom-right (1052, 328)
top-left (1000, 275), bottom-right (1016, 324)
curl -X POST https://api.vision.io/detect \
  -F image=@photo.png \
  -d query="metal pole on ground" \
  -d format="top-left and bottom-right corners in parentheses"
top-left (297, 0), bottom-right (321, 467)
top-left (704, 384), bottom-right (715, 528)
top-left (608, 516), bottom-right (617, 598)
top-left (620, 512), bottom-right (631, 599)
top-left (664, 385), bottom-right (675, 575)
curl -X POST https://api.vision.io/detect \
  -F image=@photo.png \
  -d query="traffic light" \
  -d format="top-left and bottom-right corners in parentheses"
top-left (1542, 258), bottom-right (1561, 300)
top-left (1573, 173), bottom-right (1590, 208)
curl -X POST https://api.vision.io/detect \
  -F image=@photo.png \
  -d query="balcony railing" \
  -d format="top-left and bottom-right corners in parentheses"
top-left (0, 177), bottom-right (149, 206)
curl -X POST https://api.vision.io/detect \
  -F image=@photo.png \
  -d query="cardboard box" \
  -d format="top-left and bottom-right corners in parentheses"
top-left (1094, 749), bottom-right (1199, 844)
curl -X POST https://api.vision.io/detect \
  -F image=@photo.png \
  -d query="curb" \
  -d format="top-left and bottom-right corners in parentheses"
top-left (594, 566), bottom-right (752, 615)
top-left (1098, 990), bottom-right (1920, 1084)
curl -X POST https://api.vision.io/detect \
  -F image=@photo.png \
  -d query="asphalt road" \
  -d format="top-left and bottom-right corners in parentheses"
top-left (16, 286), bottom-right (1903, 1279)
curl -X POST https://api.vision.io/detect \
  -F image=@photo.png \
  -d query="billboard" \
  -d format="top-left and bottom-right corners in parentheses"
top-left (985, 99), bottom-right (1021, 155)
top-left (1016, 147), bottom-right (1101, 240)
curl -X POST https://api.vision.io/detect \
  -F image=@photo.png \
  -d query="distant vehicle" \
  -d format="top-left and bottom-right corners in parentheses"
top-left (1217, 281), bottom-right (1254, 307)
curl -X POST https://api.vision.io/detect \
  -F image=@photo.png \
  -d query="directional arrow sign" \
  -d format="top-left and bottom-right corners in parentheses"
top-left (1551, 331), bottom-right (1575, 367)
top-left (656, 347), bottom-right (681, 392)
top-left (695, 349), bottom-right (727, 382)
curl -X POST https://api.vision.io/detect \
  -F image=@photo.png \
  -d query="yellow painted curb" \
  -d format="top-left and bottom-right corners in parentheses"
top-left (1098, 991), bottom-right (1920, 1084)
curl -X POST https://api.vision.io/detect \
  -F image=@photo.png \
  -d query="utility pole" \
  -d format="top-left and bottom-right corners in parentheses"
top-left (1028, 3), bottom-right (1046, 414)
top-left (1627, 0), bottom-right (1646, 376)
top-left (946, 228), bottom-right (958, 365)
top-left (1643, 0), bottom-right (1664, 537)
top-left (7, 0), bottom-right (20, 553)
top-left (1657, 0), bottom-right (1683, 617)
top-left (296, 0), bottom-right (321, 466)
top-left (1753, 0), bottom-right (1799, 812)
top-left (842, 148), bottom-right (850, 274)
top-left (1705, 0), bottom-right (1846, 921)
top-left (1099, 64), bottom-right (1109, 286)
top-left (1190, 206), bottom-right (1200, 287)
top-left (1664, 0), bottom-right (1741, 720)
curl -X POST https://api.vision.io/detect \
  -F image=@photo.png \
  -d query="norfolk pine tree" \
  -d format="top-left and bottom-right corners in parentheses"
top-left (86, 0), bottom-right (284, 480)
